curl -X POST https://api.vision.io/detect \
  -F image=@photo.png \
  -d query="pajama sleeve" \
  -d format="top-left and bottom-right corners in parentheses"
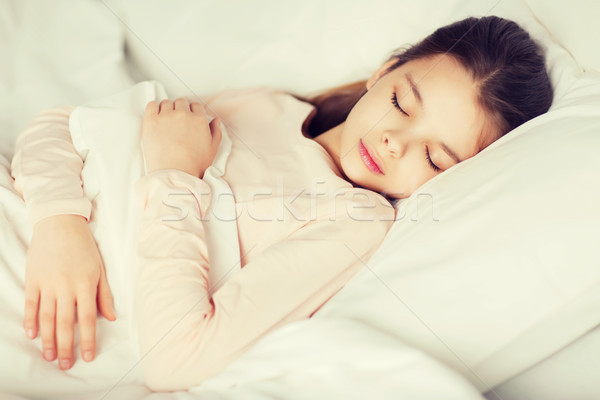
top-left (133, 171), bottom-right (395, 391)
top-left (10, 105), bottom-right (92, 226)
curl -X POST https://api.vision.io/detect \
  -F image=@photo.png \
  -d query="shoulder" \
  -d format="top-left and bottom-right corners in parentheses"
top-left (205, 86), bottom-right (294, 107)
top-left (205, 85), bottom-right (274, 103)
top-left (294, 186), bottom-right (396, 257)
top-left (318, 186), bottom-right (396, 237)
top-left (205, 86), bottom-right (312, 112)
top-left (204, 85), bottom-right (315, 126)
top-left (338, 187), bottom-right (396, 220)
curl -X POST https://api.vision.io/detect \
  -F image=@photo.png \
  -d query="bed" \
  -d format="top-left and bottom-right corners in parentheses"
top-left (1, 0), bottom-right (599, 399)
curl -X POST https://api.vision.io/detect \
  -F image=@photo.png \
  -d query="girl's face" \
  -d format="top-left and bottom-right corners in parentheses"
top-left (340, 54), bottom-right (497, 199)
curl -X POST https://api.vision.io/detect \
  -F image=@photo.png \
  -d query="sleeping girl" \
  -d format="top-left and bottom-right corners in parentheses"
top-left (10, 15), bottom-right (552, 391)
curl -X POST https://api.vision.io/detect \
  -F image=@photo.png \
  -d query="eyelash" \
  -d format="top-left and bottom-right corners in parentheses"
top-left (425, 146), bottom-right (440, 172)
top-left (390, 92), bottom-right (440, 173)
top-left (390, 93), bottom-right (409, 116)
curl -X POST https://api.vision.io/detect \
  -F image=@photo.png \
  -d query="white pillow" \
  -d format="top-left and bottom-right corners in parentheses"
top-left (0, 0), bottom-right (134, 159)
top-left (117, 0), bottom-right (566, 96)
top-left (488, 324), bottom-right (600, 399)
top-left (526, 0), bottom-right (600, 73)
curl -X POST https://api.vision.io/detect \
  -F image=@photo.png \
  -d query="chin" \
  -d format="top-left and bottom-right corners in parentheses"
top-left (342, 160), bottom-right (369, 186)
top-left (351, 174), bottom-right (382, 194)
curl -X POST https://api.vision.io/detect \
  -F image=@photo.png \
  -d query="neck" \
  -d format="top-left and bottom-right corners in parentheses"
top-left (313, 122), bottom-right (349, 181)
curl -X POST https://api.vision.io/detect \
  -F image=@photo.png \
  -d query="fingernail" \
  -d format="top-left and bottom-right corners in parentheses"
top-left (26, 328), bottom-right (35, 339)
top-left (83, 351), bottom-right (94, 361)
top-left (43, 349), bottom-right (55, 361)
top-left (59, 359), bottom-right (71, 369)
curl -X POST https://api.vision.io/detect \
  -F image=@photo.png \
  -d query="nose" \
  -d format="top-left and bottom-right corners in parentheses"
top-left (382, 130), bottom-right (407, 158)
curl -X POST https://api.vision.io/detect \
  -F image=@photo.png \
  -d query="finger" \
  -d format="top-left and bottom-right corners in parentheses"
top-left (158, 99), bottom-right (173, 113)
top-left (39, 293), bottom-right (57, 362)
top-left (209, 118), bottom-right (223, 154)
top-left (173, 98), bottom-right (191, 112)
top-left (24, 284), bottom-right (40, 340)
top-left (77, 292), bottom-right (97, 362)
top-left (190, 101), bottom-right (206, 115)
top-left (56, 295), bottom-right (75, 370)
top-left (145, 100), bottom-right (159, 116)
top-left (97, 262), bottom-right (116, 322)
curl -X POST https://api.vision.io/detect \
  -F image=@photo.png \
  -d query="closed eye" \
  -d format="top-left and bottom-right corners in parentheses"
top-left (390, 93), bottom-right (409, 116)
top-left (425, 146), bottom-right (441, 172)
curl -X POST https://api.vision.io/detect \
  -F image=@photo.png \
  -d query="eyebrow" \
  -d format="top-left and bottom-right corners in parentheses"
top-left (440, 142), bottom-right (462, 163)
top-left (405, 73), bottom-right (423, 107)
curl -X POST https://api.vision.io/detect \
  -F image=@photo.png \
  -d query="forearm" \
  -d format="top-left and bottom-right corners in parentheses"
top-left (10, 105), bottom-right (92, 226)
top-left (133, 169), bottom-right (215, 390)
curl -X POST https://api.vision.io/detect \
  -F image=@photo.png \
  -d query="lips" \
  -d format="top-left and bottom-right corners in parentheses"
top-left (359, 139), bottom-right (384, 175)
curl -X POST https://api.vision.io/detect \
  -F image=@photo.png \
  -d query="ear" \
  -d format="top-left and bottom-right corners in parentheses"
top-left (366, 59), bottom-right (398, 91)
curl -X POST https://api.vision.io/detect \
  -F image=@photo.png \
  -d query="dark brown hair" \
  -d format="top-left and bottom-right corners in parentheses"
top-left (292, 15), bottom-right (553, 147)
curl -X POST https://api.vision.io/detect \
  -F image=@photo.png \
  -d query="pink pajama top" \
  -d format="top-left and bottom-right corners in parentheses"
top-left (11, 86), bottom-right (395, 391)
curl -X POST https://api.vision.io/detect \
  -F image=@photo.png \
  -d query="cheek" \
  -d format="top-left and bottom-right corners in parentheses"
top-left (339, 120), bottom-right (367, 173)
top-left (406, 175), bottom-right (423, 196)
top-left (383, 171), bottom-right (411, 198)
top-left (406, 169), bottom-right (438, 196)
top-left (386, 158), bottom-right (433, 198)
top-left (339, 111), bottom-right (381, 170)
top-left (345, 95), bottom-right (385, 136)
top-left (339, 140), bottom-right (363, 179)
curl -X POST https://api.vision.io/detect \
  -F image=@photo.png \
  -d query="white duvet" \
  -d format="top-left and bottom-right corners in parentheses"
top-left (0, 81), bottom-right (485, 399)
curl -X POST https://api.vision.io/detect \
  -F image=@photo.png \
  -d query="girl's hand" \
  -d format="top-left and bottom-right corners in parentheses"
top-left (141, 98), bottom-right (223, 178)
top-left (24, 214), bottom-right (116, 370)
